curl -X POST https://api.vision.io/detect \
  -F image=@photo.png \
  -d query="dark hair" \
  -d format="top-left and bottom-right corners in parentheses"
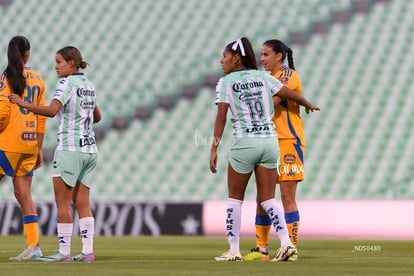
top-left (3, 35), bottom-right (30, 96)
top-left (263, 39), bottom-right (295, 70)
top-left (56, 46), bottom-right (88, 69)
top-left (226, 37), bottom-right (257, 70)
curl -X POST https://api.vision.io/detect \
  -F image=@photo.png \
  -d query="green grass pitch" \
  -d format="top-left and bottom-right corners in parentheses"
top-left (1, 236), bottom-right (413, 276)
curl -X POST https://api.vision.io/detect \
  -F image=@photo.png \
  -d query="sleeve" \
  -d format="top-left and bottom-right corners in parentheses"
top-left (0, 80), bottom-right (11, 131)
top-left (215, 77), bottom-right (228, 105)
top-left (286, 70), bottom-right (302, 94)
top-left (36, 80), bottom-right (47, 134)
top-left (52, 78), bottom-right (71, 105)
top-left (264, 73), bottom-right (283, 96)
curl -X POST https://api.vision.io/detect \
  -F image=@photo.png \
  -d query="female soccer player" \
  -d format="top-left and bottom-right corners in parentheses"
top-left (244, 39), bottom-right (305, 261)
top-left (9, 46), bottom-right (101, 262)
top-left (0, 35), bottom-right (46, 260)
top-left (210, 37), bottom-right (319, 261)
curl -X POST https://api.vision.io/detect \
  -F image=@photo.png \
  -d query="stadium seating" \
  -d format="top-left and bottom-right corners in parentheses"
top-left (1, 0), bottom-right (413, 201)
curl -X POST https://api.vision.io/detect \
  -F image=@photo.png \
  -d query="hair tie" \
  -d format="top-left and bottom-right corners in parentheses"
top-left (232, 39), bottom-right (246, 56)
top-left (285, 44), bottom-right (290, 52)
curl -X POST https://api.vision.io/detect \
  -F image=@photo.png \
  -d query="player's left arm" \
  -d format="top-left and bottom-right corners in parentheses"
top-left (93, 106), bottom-right (102, 123)
top-left (35, 132), bottom-right (44, 169)
top-left (0, 87), bottom-right (10, 132)
top-left (8, 94), bottom-right (62, 117)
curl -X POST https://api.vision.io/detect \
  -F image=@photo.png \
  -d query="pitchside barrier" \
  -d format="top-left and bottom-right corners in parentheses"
top-left (1, 200), bottom-right (413, 239)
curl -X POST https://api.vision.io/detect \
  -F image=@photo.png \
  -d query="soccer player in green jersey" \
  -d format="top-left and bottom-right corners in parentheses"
top-left (9, 46), bottom-right (102, 262)
top-left (210, 37), bottom-right (319, 261)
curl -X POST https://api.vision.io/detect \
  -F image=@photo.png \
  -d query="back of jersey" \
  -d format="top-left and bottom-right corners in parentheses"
top-left (0, 67), bottom-right (46, 154)
top-left (215, 69), bottom-right (283, 138)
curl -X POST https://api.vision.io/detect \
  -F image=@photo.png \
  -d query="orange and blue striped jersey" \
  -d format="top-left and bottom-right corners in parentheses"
top-left (0, 66), bottom-right (46, 154)
top-left (272, 65), bottom-right (305, 146)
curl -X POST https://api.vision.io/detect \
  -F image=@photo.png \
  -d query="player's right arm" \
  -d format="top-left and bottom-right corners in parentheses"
top-left (275, 86), bottom-right (319, 113)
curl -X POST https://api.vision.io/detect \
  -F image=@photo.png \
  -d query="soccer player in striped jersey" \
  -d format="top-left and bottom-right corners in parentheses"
top-left (244, 40), bottom-right (305, 261)
top-left (210, 37), bottom-right (319, 262)
top-left (9, 46), bottom-right (101, 262)
top-left (0, 36), bottom-right (46, 261)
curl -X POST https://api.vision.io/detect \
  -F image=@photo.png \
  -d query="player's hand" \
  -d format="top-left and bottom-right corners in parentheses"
top-left (8, 94), bottom-right (24, 106)
top-left (305, 104), bottom-right (320, 114)
top-left (210, 151), bottom-right (218, 173)
top-left (35, 151), bottom-right (43, 170)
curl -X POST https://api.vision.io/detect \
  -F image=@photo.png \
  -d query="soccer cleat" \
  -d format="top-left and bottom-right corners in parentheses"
top-left (215, 251), bottom-right (242, 261)
top-left (72, 252), bottom-right (95, 262)
top-left (243, 247), bottom-right (270, 261)
top-left (287, 252), bottom-right (299, 261)
top-left (9, 246), bottom-right (42, 261)
top-left (39, 251), bottom-right (72, 262)
top-left (271, 244), bottom-right (297, 262)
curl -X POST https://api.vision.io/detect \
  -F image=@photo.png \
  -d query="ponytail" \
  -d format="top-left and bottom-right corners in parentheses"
top-left (3, 36), bottom-right (30, 96)
top-left (286, 47), bottom-right (295, 70)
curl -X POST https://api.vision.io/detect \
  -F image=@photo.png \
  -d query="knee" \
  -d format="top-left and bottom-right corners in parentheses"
top-left (13, 189), bottom-right (23, 203)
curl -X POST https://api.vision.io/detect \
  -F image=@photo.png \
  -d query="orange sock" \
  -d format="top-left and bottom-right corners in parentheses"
top-left (255, 214), bottom-right (272, 250)
top-left (285, 211), bottom-right (300, 247)
top-left (256, 224), bottom-right (271, 248)
top-left (23, 215), bottom-right (39, 247)
top-left (286, 221), bottom-right (299, 247)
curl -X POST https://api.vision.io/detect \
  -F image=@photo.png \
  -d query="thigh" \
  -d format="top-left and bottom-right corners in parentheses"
top-left (227, 162), bottom-right (252, 200)
top-left (255, 165), bottom-right (277, 202)
top-left (78, 153), bottom-right (98, 188)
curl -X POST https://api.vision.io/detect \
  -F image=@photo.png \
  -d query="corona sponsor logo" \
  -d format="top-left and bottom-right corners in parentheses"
top-left (77, 87), bottom-right (95, 97)
top-left (232, 81), bottom-right (264, 92)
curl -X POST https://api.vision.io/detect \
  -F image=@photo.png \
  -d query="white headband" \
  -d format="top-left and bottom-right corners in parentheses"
top-left (231, 39), bottom-right (246, 56)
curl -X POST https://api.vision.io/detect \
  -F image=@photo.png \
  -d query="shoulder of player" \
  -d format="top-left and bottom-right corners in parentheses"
top-left (24, 68), bottom-right (45, 83)
top-left (277, 66), bottom-right (298, 77)
top-left (0, 74), bottom-right (8, 95)
top-left (276, 66), bottom-right (300, 83)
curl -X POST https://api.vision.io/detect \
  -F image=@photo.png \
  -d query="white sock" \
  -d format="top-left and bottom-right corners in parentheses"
top-left (260, 199), bottom-right (291, 247)
top-left (57, 223), bottom-right (73, 256)
top-left (79, 217), bottom-right (95, 254)
top-left (226, 198), bottom-right (242, 254)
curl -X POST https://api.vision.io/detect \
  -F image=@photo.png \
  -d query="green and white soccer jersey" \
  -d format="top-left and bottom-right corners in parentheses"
top-left (53, 73), bottom-right (98, 153)
top-left (215, 69), bottom-right (283, 138)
